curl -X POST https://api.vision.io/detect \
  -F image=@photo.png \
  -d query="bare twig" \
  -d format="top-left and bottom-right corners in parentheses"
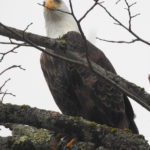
top-left (23, 23), bottom-right (33, 40)
top-left (0, 41), bottom-right (29, 46)
top-left (0, 37), bottom-right (30, 47)
top-left (129, 2), bottom-right (137, 7)
top-left (24, 23), bottom-right (33, 32)
top-left (0, 29), bottom-right (25, 101)
top-left (68, 0), bottom-right (100, 71)
top-left (96, 37), bottom-right (139, 44)
top-left (124, 0), bottom-right (132, 30)
top-left (132, 13), bottom-right (140, 18)
top-left (0, 24), bottom-right (30, 63)
top-left (0, 65), bottom-right (25, 76)
top-left (1, 90), bottom-right (8, 102)
top-left (0, 78), bottom-right (15, 102)
top-left (78, 1), bottom-right (104, 22)
top-left (124, 0), bottom-right (139, 30)
top-left (116, 0), bottom-right (121, 5)
top-left (37, 3), bottom-right (72, 15)
top-left (0, 45), bottom-right (19, 62)
top-left (0, 78), bottom-right (10, 91)
top-left (0, 64), bottom-right (24, 102)
top-left (0, 91), bottom-right (15, 97)
top-left (97, 2), bottom-right (150, 46)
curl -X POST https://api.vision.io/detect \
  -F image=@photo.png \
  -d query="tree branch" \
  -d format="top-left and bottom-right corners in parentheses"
top-left (0, 65), bottom-right (25, 102)
top-left (97, 2), bottom-right (150, 46)
top-left (0, 23), bottom-right (150, 112)
top-left (0, 65), bottom-right (25, 76)
top-left (1, 123), bottom-right (97, 150)
top-left (68, 0), bottom-right (94, 71)
top-left (0, 78), bottom-right (15, 103)
top-left (96, 37), bottom-right (139, 44)
top-left (0, 103), bottom-right (149, 150)
top-left (0, 45), bottom-right (19, 62)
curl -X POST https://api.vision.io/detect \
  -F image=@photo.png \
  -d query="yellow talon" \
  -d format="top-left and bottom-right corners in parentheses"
top-left (67, 138), bottom-right (76, 147)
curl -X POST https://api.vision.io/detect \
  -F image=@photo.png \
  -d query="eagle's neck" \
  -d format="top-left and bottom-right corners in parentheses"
top-left (44, 3), bottom-right (79, 38)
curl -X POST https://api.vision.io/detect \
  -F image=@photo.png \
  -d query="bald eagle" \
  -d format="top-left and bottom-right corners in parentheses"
top-left (40, 0), bottom-right (138, 133)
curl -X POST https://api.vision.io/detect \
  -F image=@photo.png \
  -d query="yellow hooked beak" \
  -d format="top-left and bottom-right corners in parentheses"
top-left (45, 0), bottom-right (59, 10)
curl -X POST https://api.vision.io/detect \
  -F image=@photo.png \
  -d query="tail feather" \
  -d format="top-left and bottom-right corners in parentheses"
top-left (124, 95), bottom-right (139, 134)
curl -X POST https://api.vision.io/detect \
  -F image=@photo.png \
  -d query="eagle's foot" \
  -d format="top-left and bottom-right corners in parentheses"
top-left (66, 138), bottom-right (76, 147)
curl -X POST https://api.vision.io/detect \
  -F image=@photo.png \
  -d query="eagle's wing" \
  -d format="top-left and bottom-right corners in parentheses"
top-left (40, 32), bottom-right (138, 133)
top-left (65, 57), bottom-right (128, 129)
top-left (62, 32), bottom-right (138, 132)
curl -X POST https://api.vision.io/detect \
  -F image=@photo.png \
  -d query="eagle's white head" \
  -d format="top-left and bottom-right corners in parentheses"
top-left (44, 0), bottom-right (79, 38)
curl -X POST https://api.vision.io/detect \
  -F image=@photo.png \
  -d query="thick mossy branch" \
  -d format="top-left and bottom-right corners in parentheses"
top-left (0, 124), bottom-right (96, 150)
top-left (0, 103), bottom-right (149, 150)
top-left (0, 23), bottom-right (150, 112)
top-left (0, 137), bottom-right (96, 150)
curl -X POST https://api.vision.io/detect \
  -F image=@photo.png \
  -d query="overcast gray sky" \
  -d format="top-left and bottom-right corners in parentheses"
top-left (0, 0), bottom-right (150, 143)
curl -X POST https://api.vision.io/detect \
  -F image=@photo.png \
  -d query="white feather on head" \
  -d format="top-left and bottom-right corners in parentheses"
top-left (44, 0), bottom-right (79, 38)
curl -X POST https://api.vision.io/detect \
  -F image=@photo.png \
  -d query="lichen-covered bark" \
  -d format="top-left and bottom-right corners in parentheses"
top-left (0, 124), bottom-right (97, 150)
top-left (0, 103), bottom-right (149, 150)
top-left (0, 125), bottom-right (53, 150)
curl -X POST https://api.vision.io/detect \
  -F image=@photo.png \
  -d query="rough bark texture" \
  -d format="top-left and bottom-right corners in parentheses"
top-left (0, 103), bottom-right (149, 150)
top-left (0, 23), bottom-right (150, 112)
top-left (0, 124), bottom-right (96, 150)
